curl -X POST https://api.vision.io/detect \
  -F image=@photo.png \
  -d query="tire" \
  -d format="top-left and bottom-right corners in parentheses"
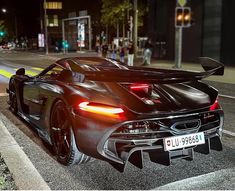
top-left (9, 82), bottom-right (18, 114)
top-left (50, 100), bottom-right (90, 166)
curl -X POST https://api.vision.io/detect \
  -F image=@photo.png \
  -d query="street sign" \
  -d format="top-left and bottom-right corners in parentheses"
top-left (38, 33), bottom-right (45, 48)
top-left (178, 0), bottom-right (187, 7)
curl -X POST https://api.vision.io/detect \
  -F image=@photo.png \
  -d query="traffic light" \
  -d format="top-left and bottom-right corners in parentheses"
top-left (175, 7), bottom-right (191, 28)
top-left (183, 7), bottom-right (191, 27)
top-left (175, 7), bottom-right (184, 27)
top-left (62, 40), bottom-right (69, 48)
top-left (0, 31), bottom-right (5, 37)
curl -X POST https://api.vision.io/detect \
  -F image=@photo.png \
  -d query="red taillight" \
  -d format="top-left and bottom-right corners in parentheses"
top-left (129, 83), bottom-right (150, 90)
top-left (210, 98), bottom-right (220, 111)
top-left (78, 101), bottom-right (124, 118)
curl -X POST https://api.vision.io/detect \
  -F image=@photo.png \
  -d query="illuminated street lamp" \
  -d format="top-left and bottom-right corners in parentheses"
top-left (0, 8), bottom-right (18, 37)
top-left (0, 8), bottom-right (7, 38)
top-left (1, 8), bottom-right (7, 13)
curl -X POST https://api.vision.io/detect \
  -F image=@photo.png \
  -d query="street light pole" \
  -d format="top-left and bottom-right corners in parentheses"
top-left (14, 16), bottom-right (17, 37)
top-left (133, 0), bottom-right (138, 58)
top-left (44, 0), bottom-right (49, 54)
top-left (122, 9), bottom-right (125, 41)
top-left (88, 16), bottom-right (92, 51)
top-left (127, 0), bottom-right (130, 41)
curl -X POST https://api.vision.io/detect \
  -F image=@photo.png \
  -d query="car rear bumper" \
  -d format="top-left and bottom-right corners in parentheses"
top-left (73, 109), bottom-right (224, 172)
top-left (101, 128), bottom-right (222, 172)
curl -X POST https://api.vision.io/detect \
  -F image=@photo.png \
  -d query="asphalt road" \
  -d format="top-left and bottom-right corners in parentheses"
top-left (0, 51), bottom-right (235, 189)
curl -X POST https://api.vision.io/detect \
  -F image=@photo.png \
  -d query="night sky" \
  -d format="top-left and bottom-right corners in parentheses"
top-left (0, 0), bottom-right (101, 38)
top-left (0, 0), bottom-right (41, 37)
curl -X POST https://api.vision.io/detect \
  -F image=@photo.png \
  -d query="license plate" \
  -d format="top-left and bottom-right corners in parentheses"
top-left (164, 132), bottom-right (205, 151)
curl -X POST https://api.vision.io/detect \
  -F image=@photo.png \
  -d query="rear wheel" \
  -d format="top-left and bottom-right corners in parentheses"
top-left (50, 100), bottom-right (90, 165)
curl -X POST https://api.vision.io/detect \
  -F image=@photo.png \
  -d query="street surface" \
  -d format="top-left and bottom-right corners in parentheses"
top-left (0, 51), bottom-right (234, 189)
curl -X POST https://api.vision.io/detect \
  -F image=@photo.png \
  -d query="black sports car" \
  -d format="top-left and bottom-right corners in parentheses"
top-left (7, 57), bottom-right (224, 172)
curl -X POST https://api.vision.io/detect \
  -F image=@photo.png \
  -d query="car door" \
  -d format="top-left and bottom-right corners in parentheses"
top-left (23, 64), bottom-right (64, 119)
top-left (23, 78), bottom-right (41, 118)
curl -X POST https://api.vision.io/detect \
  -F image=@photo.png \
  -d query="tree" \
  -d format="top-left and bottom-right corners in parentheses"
top-left (101, 0), bottom-right (130, 28)
top-left (101, 0), bottom-right (148, 42)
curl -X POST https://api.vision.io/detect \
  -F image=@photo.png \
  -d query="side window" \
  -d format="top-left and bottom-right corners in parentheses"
top-left (40, 65), bottom-right (64, 79)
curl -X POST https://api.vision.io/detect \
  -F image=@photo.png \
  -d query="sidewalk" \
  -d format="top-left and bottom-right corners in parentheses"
top-left (144, 59), bottom-right (235, 84)
top-left (0, 112), bottom-right (50, 190)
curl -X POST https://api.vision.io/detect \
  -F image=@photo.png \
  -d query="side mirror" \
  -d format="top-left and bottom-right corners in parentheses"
top-left (57, 69), bottom-right (85, 83)
top-left (57, 70), bottom-right (73, 83)
top-left (16, 68), bottom-right (25, 75)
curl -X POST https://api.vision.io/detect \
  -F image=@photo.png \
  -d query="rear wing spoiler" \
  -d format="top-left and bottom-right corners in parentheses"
top-left (199, 57), bottom-right (224, 76)
top-left (73, 57), bottom-right (224, 84)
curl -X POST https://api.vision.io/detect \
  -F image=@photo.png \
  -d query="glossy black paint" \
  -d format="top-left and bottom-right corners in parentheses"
top-left (7, 57), bottom-right (224, 171)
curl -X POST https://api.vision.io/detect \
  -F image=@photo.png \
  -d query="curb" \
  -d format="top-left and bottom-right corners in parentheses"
top-left (0, 112), bottom-right (50, 190)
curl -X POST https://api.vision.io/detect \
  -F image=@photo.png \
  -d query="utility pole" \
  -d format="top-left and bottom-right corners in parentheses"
top-left (133, 0), bottom-right (138, 58)
top-left (174, 27), bottom-right (183, 68)
top-left (106, 24), bottom-right (108, 43)
top-left (174, 0), bottom-right (191, 68)
top-left (44, 0), bottom-right (49, 54)
top-left (122, 9), bottom-right (125, 41)
top-left (117, 21), bottom-right (119, 42)
top-left (88, 16), bottom-right (92, 51)
top-left (14, 16), bottom-right (17, 37)
top-left (127, 0), bottom-right (130, 41)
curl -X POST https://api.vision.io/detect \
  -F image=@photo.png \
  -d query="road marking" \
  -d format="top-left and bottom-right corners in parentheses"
top-left (31, 67), bottom-right (44, 72)
top-left (0, 93), bottom-right (8, 97)
top-left (0, 68), bottom-right (39, 79)
top-left (155, 168), bottom-right (235, 190)
top-left (25, 70), bottom-right (38, 76)
top-left (29, 53), bottom-right (59, 61)
top-left (14, 69), bottom-right (38, 76)
top-left (223, 129), bottom-right (235, 137)
top-left (219, 94), bottom-right (235, 99)
top-left (0, 69), bottom-right (13, 78)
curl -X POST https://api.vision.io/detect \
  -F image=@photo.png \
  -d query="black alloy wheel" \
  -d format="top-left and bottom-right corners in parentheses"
top-left (50, 100), bottom-right (90, 165)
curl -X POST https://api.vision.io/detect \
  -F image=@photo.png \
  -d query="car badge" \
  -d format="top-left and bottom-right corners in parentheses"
top-left (203, 113), bottom-right (215, 119)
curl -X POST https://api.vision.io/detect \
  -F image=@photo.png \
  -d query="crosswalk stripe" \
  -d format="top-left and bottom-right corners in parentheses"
top-left (13, 69), bottom-right (38, 76)
top-left (0, 65), bottom-right (43, 79)
top-left (0, 69), bottom-right (13, 78)
top-left (25, 70), bottom-right (38, 76)
top-left (31, 67), bottom-right (44, 72)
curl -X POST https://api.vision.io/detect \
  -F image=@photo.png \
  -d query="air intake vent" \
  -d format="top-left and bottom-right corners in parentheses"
top-left (171, 119), bottom-right (201, 134)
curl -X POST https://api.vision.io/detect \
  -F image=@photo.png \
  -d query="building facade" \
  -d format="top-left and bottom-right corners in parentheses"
top-left (147, 0), bottom-right (235, 66)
